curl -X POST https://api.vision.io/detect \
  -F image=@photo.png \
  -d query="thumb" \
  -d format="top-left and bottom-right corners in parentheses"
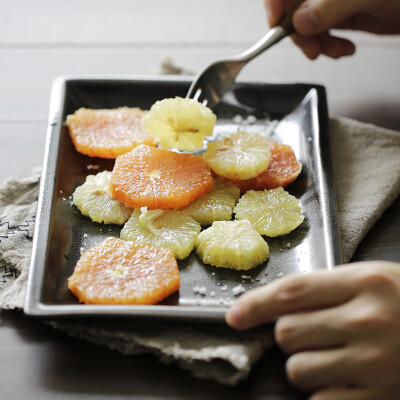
top-left (293, 0), bottom-right (370, 35)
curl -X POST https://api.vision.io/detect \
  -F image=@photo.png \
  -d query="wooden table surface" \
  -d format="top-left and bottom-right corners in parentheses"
top-left (1, 1), bottom-right (399, 399)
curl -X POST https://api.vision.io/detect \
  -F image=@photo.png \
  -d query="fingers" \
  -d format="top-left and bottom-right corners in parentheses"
top-left (286, 347), bottom-right (359, 391)
top-left (291, 33), bottom-right (322, 59)
top-left (285, 333), bottom-right (400, 391)
top-left (338, 14), bottom-right (400, 34)
top-left (275, 307), bottom-right (348, 354)
top-left (320, 34), bottom-right (355, 58)
top-left (266, 0), bottom-right (372, 35)
top-left (226, 268), bottom-right (356, 330)
top-left (264, 0), bottom-right (283, 27)
top-left (292, 32), bottom-right (355, 59)
top-left (309, 387), bottom-right (371, 400)
top-left (265, 0), bottom-right (357, 59)
top-left (227, 261), bottom-right (400, 397)
top-left (292, 0), bottom-right (371, 36)
top-left (264, 0), bottom-right (298, 27)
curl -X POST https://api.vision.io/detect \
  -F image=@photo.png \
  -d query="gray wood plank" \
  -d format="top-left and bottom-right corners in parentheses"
top-left (1, 46), bottom-right (399, 129)
top-left (0, 0), bottom-right (266, 45)
top-left (0, 122), bottom-right (46, 182)
top-left (1, 0), bottom-right (399, 48)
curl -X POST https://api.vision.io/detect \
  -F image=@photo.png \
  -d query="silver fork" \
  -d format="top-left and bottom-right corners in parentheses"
top-left (186, 3), bottom-right (302, 109)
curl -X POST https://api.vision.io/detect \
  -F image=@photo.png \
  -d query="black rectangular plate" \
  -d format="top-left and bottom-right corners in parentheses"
top-left (24, 76), bottom-right (342, 321)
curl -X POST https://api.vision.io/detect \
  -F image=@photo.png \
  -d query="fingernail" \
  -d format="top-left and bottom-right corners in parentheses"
top-left (226, 304), bottom-right (243, 328)
top-left (294, 3), bottom-right (321, 34)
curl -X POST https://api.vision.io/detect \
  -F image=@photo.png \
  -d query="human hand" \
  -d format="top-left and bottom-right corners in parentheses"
top-left (226, 261), bottom-right (400, 399)
top-left (264, 0), bottom-right (400, 59)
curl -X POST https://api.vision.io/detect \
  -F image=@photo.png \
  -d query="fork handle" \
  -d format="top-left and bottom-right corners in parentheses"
top-left (234, 27), bottom-right (287, 63)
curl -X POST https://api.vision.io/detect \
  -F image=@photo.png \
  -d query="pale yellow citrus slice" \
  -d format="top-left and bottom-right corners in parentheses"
top-left (180, 179), bottom-right (240, 225)
top-left (195, 220), bottom-right (269, 270)
top-left (72, 171), bottom-right (132, 224)
top-left (120, 207), bottom-right (201, 259)
top-left (234, 187), bottom-right (304, 237)
top-left (142, 97), bottom-right (216, 151)
top-left (202, 131), bottom-right (271, 180)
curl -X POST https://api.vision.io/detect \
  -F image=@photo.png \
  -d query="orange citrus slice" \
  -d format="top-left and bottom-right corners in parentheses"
top-left (66, 107), bottom-right (156, 159)
top-left (212, 141), bottom-right (302, 192)
top-left (110, 145), bottom-right (213, 209)
top-left (68, 237), bottom-right (179, 305)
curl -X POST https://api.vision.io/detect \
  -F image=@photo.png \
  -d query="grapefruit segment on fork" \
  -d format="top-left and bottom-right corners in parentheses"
top-left (142, 97), bottom-right (216, 151)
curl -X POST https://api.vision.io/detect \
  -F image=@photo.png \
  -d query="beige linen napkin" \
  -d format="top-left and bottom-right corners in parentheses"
top-left (1, 118), bottom-right (400, 385)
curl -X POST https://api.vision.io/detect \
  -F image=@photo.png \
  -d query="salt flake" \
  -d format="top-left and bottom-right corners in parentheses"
top-left (87, 164), bottom-right (100, 170)
top-left (232, 285), bottom-right (246, 296)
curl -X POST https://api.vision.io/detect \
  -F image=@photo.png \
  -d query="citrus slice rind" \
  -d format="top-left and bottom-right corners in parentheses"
top-left (234, 187), bottom-right (304, 237)
top-left (142, 97), bottom-right (216, 151)
top-left (110, 144), bottom-right (213, 210)
top-left (66, 107), bottom-right (156, 158)
top-left (120, 207), bottom-right (201, 260)
top-left (180, 179), bottom-right (240, 225)
top-left (195, 220), bottom-right (269, 270)
top-left (202, 131), bottom-right (271, 180)
top-left (68, 237), bottom-right (179, 305)
top-left (72, 171), bottom-right (133, 225)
